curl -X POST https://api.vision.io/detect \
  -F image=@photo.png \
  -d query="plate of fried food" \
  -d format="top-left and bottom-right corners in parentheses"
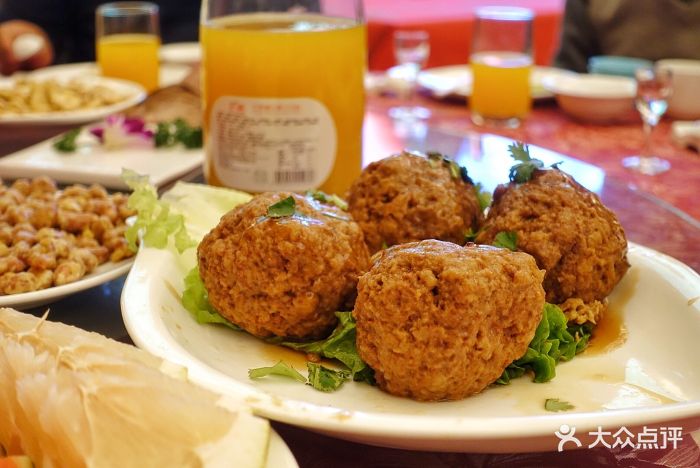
top-left (121, 145), bottom-right (700, 453)
top-left (0, 176), bottom-right (136, 309)
top-left (0, 70), bottom-right (145, 125)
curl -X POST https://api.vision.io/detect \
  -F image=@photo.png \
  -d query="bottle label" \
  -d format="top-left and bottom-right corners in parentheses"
top-left (210, 96), bottom-right (337, 191)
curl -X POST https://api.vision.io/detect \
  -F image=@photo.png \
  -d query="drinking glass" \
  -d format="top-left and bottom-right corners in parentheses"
top-left (622, 68), bottom-right (673, 175)
top-left (201, 0), bottom-right (366, 196)
top-left (470, 6), bottom-right (533, 128)
top-left (388, 30), bottom-right (431, 121)
top-left (96, 2), bottom-right (160, 92)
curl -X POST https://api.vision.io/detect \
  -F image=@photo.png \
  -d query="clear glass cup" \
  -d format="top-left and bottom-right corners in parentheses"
top-left (388, 29), bottom-right (431, 121)
top-left (470, 6), bottom-right (533, 128)
top-left (95, 2), bottom-right (160, 92)
top-left (622, 67), bottom-right (673, 175)
top-left (200, 0), bottom-right (366, 196)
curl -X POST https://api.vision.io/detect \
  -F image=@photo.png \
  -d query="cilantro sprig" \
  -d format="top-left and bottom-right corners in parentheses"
top-left (53, 128), bottom-right (81, 153)
top-left (306, 190), bottom-right (349, 211)
top-left (267, 196), bottom-right (297, 218)
top-left (545, 398), bottom-right (575, 412)
top-left (508, 142), bottom-right (544, 183)
top-left (426, 151), bottom-right (475, 185)
top-left (154, 118), bottom-right (203, 149)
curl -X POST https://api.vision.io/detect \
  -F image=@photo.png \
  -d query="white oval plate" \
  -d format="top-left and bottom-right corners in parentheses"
top-left (0, 258), bottom-right (133, 310)
top-left (121, 243), bottom-right (700, 453)
top-left (418, 65), bottom-right (574, 100)
top-left (0, 72), bottom-right (146, 126)
top-left (160, 42), bottom-right (201, 65)
top-left (28, 62), bottom-right (192, 90)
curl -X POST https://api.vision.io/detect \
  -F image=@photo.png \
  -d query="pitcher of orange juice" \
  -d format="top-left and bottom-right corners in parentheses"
top-left (96, 2), bottom-right (160, 93)
top-left (470, 6), bottom-right (533, 128)
top-left (200, 0), bottom-right (366, 196)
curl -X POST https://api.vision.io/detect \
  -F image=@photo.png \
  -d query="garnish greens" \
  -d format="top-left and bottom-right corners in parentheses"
top-left (248, 362), bottom-right (355, 392)
top-left (493, 231), bottom-right (517, 251)
top-left (508, 142), bottom-right (544, 183)
top-left (182, 267), bottom-right (242, 331)
top-left (426, 151), bottom-right (475, 185)
top-left (306, 190), bottom-right (349, 211)
top-left (53, 128), bottom-right (81, 153)
top-left (544, 398), bottom-right (575, 412)
top-left (307, 363), bottom-right (352, 392)
top-left (122, 169), bottom-right (197, 253)
top-left (464, 228), bottom-right (478, 243)
top-left (268, 312), bottom-right (375, 385)
top-left (179, 268), bottom-right (375, 391)
top-left (266, 196), bottom-right (296, 218)
top-left (474, 182), bottom-right (492, 211)
top-left (248, 361), bottom-right (306, 383)
top-left (154, 118), bottom-right (203, 149)
top-left (496, 303), bottom-right (593, 385)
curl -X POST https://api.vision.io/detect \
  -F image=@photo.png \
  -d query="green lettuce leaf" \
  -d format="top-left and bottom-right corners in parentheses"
top-left (496, 303), bottom-right (592, 385)
top-left (181, 267), bottom-right (242, 330)
top-left (267, 311), bottom-right (371, 380)
top-left (306, 363), bottom-right (351, 392)
top-left (493, 231), bottom-right (517, 251)
top-left (248, 361), bottom-right (306, 382)
top-left (474, 182), bottom-right (492, 211)
top-left (123, 169), bottom-right (197, 254)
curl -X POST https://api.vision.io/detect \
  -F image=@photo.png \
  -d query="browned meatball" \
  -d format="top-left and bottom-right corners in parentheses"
top-left (347, 151), bottom-right (483, 253)
top-left (354, 240), bottom-right (545, 402)
top-left (198, 192), bottom-right (370, 340)
top-left (475, 169), bottom-right (629, 304)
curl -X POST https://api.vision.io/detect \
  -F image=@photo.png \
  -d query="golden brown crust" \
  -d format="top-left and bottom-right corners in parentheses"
top-left (346, 152), bottom-right (484, 253)
top-left (354, 240), bottom-right (545, 401)
top-left (476, 169), bottom-right (629, 303)
top-left (198, 192), bottom-right (370, 340)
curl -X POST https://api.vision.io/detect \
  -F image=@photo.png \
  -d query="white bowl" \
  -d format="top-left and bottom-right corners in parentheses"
top-left (543, 73), bottom-right (637, 124)
top-left (656, 59), bottom-right (700, 120)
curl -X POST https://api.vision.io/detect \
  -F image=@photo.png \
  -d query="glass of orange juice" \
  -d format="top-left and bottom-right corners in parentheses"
top-left (200, 0), bottom-right (366, 196)
top-left (470, 6), bottom-right (533, 128)
top-left (96, 2), bottom-right (160, 92)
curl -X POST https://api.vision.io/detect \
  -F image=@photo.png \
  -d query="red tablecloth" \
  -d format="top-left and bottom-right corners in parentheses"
top-left (366, 0), bottom-right (564, 70)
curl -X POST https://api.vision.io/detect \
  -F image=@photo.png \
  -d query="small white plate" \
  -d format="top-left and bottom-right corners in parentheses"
top-left (160, 42), bottom-right (201, 65)
top-left (0, 72), bottom-right (145, 126)
top-left (418, 65), bottom-right (573, 100)
top-left (29, 62), bottom-right (192, 90)
top-left (0, 137), bottom-right (203, 190)
top-left (121, 242), bottom-right (700, 453)
top-left (0, 258), bottom-right (133, 310)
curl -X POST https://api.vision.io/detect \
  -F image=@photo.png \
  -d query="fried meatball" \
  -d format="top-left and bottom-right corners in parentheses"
top-left (475, 169), bottom-right (629, 304)
top-left (198, 192), bottom-right (370, 340)
top-left (347, 151), bottom-right (483, 253)
top-left (354, 240), bottom-right (545, 401)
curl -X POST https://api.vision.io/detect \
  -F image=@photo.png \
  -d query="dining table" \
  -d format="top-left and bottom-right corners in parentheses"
top-left (1, 79), bottom-right (700, 468)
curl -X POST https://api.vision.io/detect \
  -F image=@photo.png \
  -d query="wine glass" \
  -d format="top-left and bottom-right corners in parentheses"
top-left (388, 30), bottom-right (431, 121)
top-left (622, 67), bottom-right (673, 175)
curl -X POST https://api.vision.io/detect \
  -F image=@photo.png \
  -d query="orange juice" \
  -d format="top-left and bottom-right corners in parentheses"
top-left (201, 13), bottom-right (366, 195)
top-left (470, 52), bottom-right (532, 121)
top-left (97, 33), bottom-right (160, 92)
